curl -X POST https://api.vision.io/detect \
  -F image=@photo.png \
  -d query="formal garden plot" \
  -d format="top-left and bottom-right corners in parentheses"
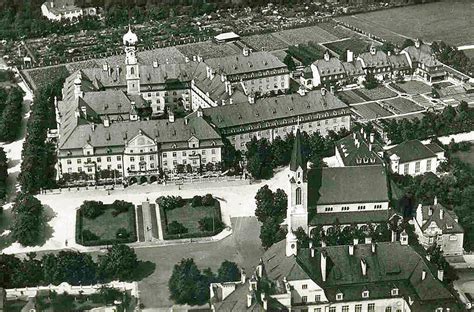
top-left (391, 81), bottom-right (431, 95)
top-left (273, 25), bottom-right (339, 46)
top-left (241, 34), bottom-right (288, 51)
top-left (286, 42), bottom-right (326, 66)
top-left (353, 86), bottom-right (397, 101)
top-left (158, 194), bottom-right (224, 240)
top-left (323, 38), bottom-right (375, 57)
top-left (338, 90), bottom-right (366, 104)
top-left (380, 98), bottom-right (424, 114)
top-left (352, 102), bottom-right (393, 120)
top-left (76, 200), bottom-right (137, 246)
top-left (316, 22), bottom-right (356, 40)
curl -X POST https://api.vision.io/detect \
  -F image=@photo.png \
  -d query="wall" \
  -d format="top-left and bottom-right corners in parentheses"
top-left (316, 201), bottom-right (389, 214)
top-left (393, 157), bottom-right (438, 176)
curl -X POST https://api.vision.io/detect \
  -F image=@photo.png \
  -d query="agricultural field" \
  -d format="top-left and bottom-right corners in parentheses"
top-left (353, 86), bottom-right (397, 101)
top-left (337, 1), bottom-right (473, 47)
top-left (176, 41), bottom-right (240, 59)
top-left (241, 33), bottom-right (289, 52)
top-left (272, 24), bottom-right (342, 46)
top-left (351, 102), bottom-right (394, 120)
top-left (390, 80), bottom-right (432, 95)
top-left (411, 95), bottom-right (440, 109)
top-left (379, 98), bottom-right (425, 114)
top-left (338, 90), bottom-right (366, 104)
top-left (323, 37), bottom-right (376, 57)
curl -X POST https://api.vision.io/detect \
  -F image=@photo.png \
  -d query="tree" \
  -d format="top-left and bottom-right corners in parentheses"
top-left (0, 147), bottom-right (8, 200)
top-left (191, 195), bottom-right (202, 207)
top-left (380, 42), bottom-right (395, 54)
top-left (202, 193), bottom-right (215, 206)
top-left (363, 71), bottom-right (379, 90)
top-left (217, 261), bottom-right (240, 282)
top-left (112, 200), bottom-right (133, 214)
top-left (198, 217), bottom-right (224, 232)
top-left (401, 38), bottom-right (415, 50)
top-left (260, 217), bottom-right (286, 248)
top-left (42, 251), bottom-right (97, 285)
top-left (80, 200), bottom-right (104, 219)
top-left (168, 258), bottom-right (209, 305)
top-left (221, 138), bottom-right (242, 172)
top-left (11, 194), bottom-right (45, 246)
top-left (246, 137), bottom-right (274, 179)
top-left (98, 244), bottom-right (138, 281)
top-left (255, 185), bottom-right (287, 223)
top-left (283, 54), bottom-right (297, 71)
top-left (167, 221), bottom-right (188, 235)
top-left (0, 87), bottom-right (24, 142)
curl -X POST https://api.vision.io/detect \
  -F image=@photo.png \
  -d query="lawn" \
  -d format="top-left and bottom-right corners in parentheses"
top-left (241, 33), bottom-right (289, 51)
top-left (336, 1), bottom-right (473, 47)
top-left (76, 202), bottom-right (137, 246)
top-left (351, 102), bottom-right (393, 120)
top-left (379, 98), bottom-right (424, 114)
top-left (338, 90), bottom-right (366, 104)
top-left (159, 196), bottom-right (223, 239)
top-left (273, 24), bottom-right (341, 46)
top-left (391, 81), bottom-right (431, 95)
top-left (353, 86), bottom-right (397, 101)
top-left (453, 149), bottom-right (474, 167)
top-left (323, 37), bottom-right (375, 57)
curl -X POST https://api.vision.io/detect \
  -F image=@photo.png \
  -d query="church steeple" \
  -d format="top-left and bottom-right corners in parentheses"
top-left (123, 26), bottom-right (140, 95)
top-left (286, 121), bottom-right (309, 257)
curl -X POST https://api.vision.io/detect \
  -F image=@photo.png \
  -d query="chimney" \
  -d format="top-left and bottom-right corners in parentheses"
top-left (365, 237), bottom-right (372, 245)
top-left (391, 230), bottom-right (397, 242)
top-left (298, 86), bottom-right (307, 96)
top-left (321, 251), bottom-right (327, 282)
top-left (421, 270), bottom-right (427, 281)
top-left (370, 45), bottom-right (376, 55)
top-left (371, 243), bottom-right (376, 253)
top-left (400, 230), bottom-right (408, 246)
top-left (440, 208), bottom-right (444, 220)
top-left (261, 293), bottom-right (268, 310)
top-left (243, 47), bottom-right (250, 56)
top-left (369, 143), bottom-right (373, 152)
top-left (103, 116), bottom-right (110, 127)
top-left (330, 85), bottom-right (335, 94)
top-left (197, 107), bottom-right (203, 118)
top-left (74, 73), bottom-right (83, 99)
top-left (437, 269), bottom-right (444, 282)
top-left (241, 269), bottom-right (247, 284)
top-left (246, 293), bottom-right (253, 308)
top-left (415, 38), bottom-right (421, 48)
top-left (229, 98), bottom-right (233, 105)
top-left (348, 244), bottom-right (354, 256)
top-left (91, 123), bottom-right (96, 132)
top-left (50, 1), bottom-right (54, 8)
top-left (221, 73), bottom-right (226, 82)
top-left (370, 132), bottom-right (375, 143)
top-left (81, 106), bottom-right (87, 118)
top-left (222, 99), bottom-right (226, 106)
top-left (184, 117), bottom-right (189, 125)
top-left (428, 208), bottom-right (433, 216)
top-left (434, 196), bottom-right (438, 205)
top-left (321, 88), bottom-right (327, 96)
top-left (353, 238), bottom-right (359, 245)
top-left (361, 259), bottom-right (367, 276)
top-left (347, 49), bottom-right (354, 63)
top-left (257, 260), bottom-right (263, 278)
top-left (324, 50), bottom-right (330, 61)
top-left (153, 61), bottom-right (158, 68)
top-left (311, 247), bottom-right (315, 258)
top-left (102, 62), bottom-right (108, 71)
top-left (185, 56), bottom-right (190, 63)
top-left (353, 132), bottom-right (357, 140)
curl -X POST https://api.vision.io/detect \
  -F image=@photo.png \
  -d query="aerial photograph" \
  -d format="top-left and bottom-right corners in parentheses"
top-left (0, 0), bottom-right (472, 311)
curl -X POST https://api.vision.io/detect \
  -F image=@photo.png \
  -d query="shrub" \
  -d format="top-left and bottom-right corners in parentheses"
top-left (116, 228), bottom-right (130, 239)
top-left (112, 200), bottom-right (133, 214)
top-left (81, 201), bottom-right (104, 219)
top-left (202, 194), bottom-right (215, 206)
top-left (82, 229), bottom-right (99, 242)
top-left (158, 196), bottom-right (184, 211)
top-left (168, 221), bottom-right (188, 235)
top-left (198, 217), bottom-right (224, 232)
top-left (191, 195), bottom-right (202, 207)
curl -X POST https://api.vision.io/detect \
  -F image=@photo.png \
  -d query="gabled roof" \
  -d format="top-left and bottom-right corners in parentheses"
top-left (308, 165), bottom-right (389, 206)
top-left (419, 204), bottom-right (463, 234)
top-left (203, 90), bottom-right (349, 130)
top-left (342, 60), bottom-right (364, 77)
top-left (386, 140), bottom-right (441, 163)
top-left (309, 210), bottom-right (393, 226)
top-left (358, 50), bottom-right (390, 68)
top-left (403, 44), bottom-right (440, 67)
top-left (312, 57), bottom-right (346, 77)
top-left (204, 51), bottom-right (287, 77)
top-left (335, 132), bottom-right (384, 167)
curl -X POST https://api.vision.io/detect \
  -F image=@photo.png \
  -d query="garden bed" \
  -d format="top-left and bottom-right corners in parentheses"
top-left (158, 195), bottom-right (223, 240)
top-left (391, 81), bottom-right (431, 95)
top-left (379, 98), bottom-right (424, 114)
top-left (76, 200), bottom-right (137, 246)
top-left (323, 37), bottom-right (375, 56)
top-left (352, 86), bottom-right (397, 101)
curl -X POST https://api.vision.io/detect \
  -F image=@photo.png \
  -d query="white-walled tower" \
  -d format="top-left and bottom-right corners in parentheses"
top-left (123, 25), bottom-right (140, 95)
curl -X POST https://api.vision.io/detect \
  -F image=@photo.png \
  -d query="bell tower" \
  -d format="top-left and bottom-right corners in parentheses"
top-left (286, 124), bottom-right (308, 256)
top-left (123, 25), bottom-right (140, 95)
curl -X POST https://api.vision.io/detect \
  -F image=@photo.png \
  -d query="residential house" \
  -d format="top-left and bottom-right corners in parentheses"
top-left (41, 0), bottom-right (97, 21)
top-left (386, 139), bottom-right (445, 176)
top-left (335, 129), bottom-right (384, 167)
top-left (414, 198), bottom-right (464, 256)
top-left (401, 39), bottom-right (446, 83)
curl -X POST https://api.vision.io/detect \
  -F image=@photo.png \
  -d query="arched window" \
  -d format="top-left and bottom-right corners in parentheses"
top-left (131, 67), bottom-right (135, 75)
top-left (296, 187), bottom-right (302, 205)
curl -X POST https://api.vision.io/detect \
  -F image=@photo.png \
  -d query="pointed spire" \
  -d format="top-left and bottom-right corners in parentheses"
top-left (290, 125), bottom-right (305, 172)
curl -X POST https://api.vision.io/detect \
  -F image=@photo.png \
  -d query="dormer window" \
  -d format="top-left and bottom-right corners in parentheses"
top-left (336, 292), bottom-right (343, 301)
top-left (391, 288), bottom-right (399, 296)
top-left (362, 290), bottom-right (369, 298)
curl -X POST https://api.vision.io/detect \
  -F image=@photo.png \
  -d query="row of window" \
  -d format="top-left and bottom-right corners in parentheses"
top-left (69, 156), bottom-right (122, 165)
top-left (402, 159), bottom-right (432, 174)
top-left (324, 204), bottom-right (383, 212)
top-left (312, 303), bottom-right (379, 312)
top-left (163, 149), bottom-right (216, 158)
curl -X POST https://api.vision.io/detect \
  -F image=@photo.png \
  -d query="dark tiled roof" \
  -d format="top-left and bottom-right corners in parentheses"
top-left (203, 90), bottom-right (349, 130)
top-left (307, 165), bottom-right (389, 206)
top-left (386, 139), bottom-right (438, 163)
top-left (262, 240), bottom-right (310, 283)
top-left (358, 50), bottom-right (390, 68)
top-left (204, 51), bottom-right (287, 77)
top-left (335, 132), bottom-right (384, 166)
top-left (309, 210), bottom-right (393, 226)
top-left (313, 57), bottom-right (346, 77)
top-left (290, 129), bottom-right (305, 171)
top-left (342, 60), bottom-right (364, 76)
top-left (388, 53), bottom-right (410, 69)
top-left (403, 44), bottom-right (440, 67)
top-left (419, 204), bottom-right (463, 234)
top-left (58, 112), bottom-right (222, 152)
top-left (212, 283), bottom-right (263, 311)
top-left (425, 142), bottom-right (445, 154)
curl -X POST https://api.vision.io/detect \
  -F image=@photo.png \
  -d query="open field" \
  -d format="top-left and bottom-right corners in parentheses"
top-left (272, 24), bottom-right (342, 46)
top-left (337, 1), bottom-right (474, 47)
top-left (241, 33), bottom-right (289, 51)
top-left (164, 200), bottom-right (221, 235)
top-left (353, 86), bottom-right (397, 101)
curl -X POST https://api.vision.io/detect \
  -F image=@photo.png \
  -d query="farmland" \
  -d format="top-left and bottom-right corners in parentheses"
top-left (242, 34), bottom-right (288, 52)
top-left (337, 0), bottom-right (474, 47)
top-left (286, 42), bottom-right (327, 66)
top-left (379, 98), bottom-right (425, 114)
top-left (390, 80), bottom-right (432, 95)
top-left (272, 23), bottom-right (345, 46)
